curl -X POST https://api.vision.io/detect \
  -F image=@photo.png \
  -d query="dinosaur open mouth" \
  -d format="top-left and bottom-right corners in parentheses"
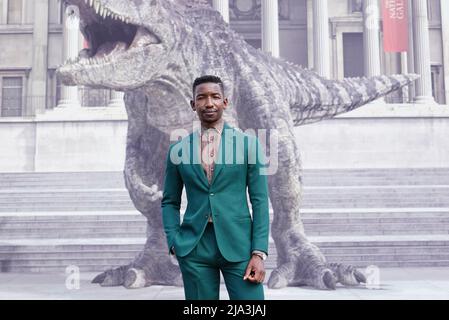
top-left (69, 0), bottom-right (161, 66)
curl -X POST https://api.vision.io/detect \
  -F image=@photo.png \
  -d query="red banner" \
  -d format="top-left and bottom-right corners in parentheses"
top-left (381, 0), bottom-right (409, 52)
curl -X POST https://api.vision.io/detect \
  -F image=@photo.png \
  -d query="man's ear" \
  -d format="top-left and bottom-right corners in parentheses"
top-left (190, 100), bottom-right (195, 111)
top-left (223, 98), bottom-right (229, 109)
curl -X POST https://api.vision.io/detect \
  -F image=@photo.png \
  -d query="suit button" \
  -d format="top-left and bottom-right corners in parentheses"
top-left (210, 193), bottom-right (214, 196)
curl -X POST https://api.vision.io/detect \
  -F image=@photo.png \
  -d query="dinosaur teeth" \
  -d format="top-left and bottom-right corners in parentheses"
top-left (84, 0), bottom-right (131, 24)
top-left (94, 1), bottom-right (100, 13)
top-left (84, 0), bottom-right (131, 22)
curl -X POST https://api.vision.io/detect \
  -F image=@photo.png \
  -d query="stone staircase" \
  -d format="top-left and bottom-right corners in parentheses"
top-left (0, 169), bottom-right (448, 273)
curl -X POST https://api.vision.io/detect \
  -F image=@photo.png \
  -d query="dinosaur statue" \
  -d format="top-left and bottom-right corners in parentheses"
top-left (57, 0), bottom-right (417, 290)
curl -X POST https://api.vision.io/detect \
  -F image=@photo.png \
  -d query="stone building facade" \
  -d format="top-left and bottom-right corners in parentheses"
top-left (0, 0), bottom-right (447, 118)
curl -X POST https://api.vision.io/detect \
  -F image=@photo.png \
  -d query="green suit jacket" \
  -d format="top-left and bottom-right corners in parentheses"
top-left (161, 122), bottom-right (269, 262)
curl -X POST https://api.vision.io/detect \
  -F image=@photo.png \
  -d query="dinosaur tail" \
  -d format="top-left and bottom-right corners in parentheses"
top-left (291, 73), bottom-right (419, 126)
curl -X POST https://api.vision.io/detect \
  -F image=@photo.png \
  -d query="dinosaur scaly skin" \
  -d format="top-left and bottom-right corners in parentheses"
top-left (57, 0), bottom-right (417, 290)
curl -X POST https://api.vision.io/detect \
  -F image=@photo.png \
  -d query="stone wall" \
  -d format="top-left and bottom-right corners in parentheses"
top-left (0, 104), bottom-right (448, 172)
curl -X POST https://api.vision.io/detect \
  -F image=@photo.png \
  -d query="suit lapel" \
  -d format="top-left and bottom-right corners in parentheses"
top-left (188, 130), bottom-right (209, 187)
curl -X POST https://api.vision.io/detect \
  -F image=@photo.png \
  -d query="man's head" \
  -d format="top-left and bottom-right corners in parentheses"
top-left (191, 75), bottom-right (228, 126)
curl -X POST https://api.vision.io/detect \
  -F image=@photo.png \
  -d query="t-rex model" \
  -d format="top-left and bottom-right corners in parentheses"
top-left (57, 0), bottom-right (417, 290)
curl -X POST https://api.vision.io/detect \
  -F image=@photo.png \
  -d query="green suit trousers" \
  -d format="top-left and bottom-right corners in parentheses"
top-left (176, 223), bottom-right (264, 300)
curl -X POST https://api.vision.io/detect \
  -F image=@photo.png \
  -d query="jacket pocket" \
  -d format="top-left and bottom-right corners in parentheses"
top-left (233, 215), bottom-right (252, 221)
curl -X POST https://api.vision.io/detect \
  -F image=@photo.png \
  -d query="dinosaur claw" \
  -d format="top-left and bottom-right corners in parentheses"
top-left (327, 263), bottom-right (365, 286)
top-left (354, 270), bottom-right (367, 283)
top-left (91, 271), bottom-right (107, 284)
top-left (99, 274), bottom-right (123, 287)
top-left (267, 269), bottom-right (289, 289)
top-left (323, 270), bottom-right (336, 290)
top-left (124, 268), bottom-right (147, 289)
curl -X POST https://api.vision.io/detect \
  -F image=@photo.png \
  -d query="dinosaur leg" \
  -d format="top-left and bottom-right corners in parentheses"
top-left (266, 129), bottom-right (365, 289)
top-left (92, 125), bottom-right (183, 288)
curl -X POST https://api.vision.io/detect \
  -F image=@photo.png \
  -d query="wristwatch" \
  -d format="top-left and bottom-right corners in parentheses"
top-left (252, 251), bottom-right (267, 261)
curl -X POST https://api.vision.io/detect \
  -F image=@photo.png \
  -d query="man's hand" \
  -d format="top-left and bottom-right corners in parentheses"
top-left (243, 255), bottom-right (266, 283)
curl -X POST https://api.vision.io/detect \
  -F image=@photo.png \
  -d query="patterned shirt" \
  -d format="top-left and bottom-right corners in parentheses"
top-left (200, 118), bottom-right (224, 185)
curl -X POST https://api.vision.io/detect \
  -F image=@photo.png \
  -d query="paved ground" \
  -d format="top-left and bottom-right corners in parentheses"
top-left (1, 267), bottom-right (449, 300)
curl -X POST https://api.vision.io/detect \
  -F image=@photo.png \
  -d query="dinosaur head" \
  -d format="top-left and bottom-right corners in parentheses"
top-left (57, 0), bottom-right (206, 90)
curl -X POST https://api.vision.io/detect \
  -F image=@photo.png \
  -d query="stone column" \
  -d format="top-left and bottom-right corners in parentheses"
top-left (401, 52), bottom-right (410, 102)
top-left (407, 0), bottom-right (416, 102)
top-left (30, 0), bottom-right (49, 115)
top-left (312, 0), bottom-right (330, 78)
top-left (441, 0), bottom-right (449, 104)
top-left (108, 91), bottom-right (125, 107)
top-left (261, 0), bottom-right (280, 58)
top-left (306, 0), bottom-right (314, 69)
top-left (212, 0), bottom-right (229, 23)
top-left (412, 0), bottom-right (436, 104)
top-left (57, 5), bottom-right (80, 108)
top-left (363, 0), bottom-right (382, 77)
top-left (363, 0), bottom-right (384, 103)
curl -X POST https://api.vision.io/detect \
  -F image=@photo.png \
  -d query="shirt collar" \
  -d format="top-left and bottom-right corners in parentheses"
top-left (200, 118), bottom-right (224, 136)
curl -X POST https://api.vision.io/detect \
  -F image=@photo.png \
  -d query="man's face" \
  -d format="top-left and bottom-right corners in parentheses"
top-left (191, 82), bottom-right (228, 124)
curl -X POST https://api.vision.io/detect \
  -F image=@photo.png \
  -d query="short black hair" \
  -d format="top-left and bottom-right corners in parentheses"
top-left (192, 75), bottom-right (225, 97)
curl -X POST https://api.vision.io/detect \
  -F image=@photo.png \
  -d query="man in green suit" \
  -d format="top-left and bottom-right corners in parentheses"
top-left (161, 75), bottom-right (270, 300)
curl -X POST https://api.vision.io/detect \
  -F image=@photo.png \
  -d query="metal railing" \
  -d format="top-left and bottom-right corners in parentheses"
top-left (0, 88), bottom-right (119, 117)
top-left (78, 87), bottom-right (111, 108)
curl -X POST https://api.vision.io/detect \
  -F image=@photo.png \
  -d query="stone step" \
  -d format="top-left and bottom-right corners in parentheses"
top-left (303, 176), bottom-right (449, 184)
top-left (1, 236), bottom-right (449, 272)
top-left (0, 209), bottom-right (447, 222)
top-left (2, 251), bottom-right (449, 272)
top-left (0, 188), bottom-right (446, 198)
top-left (2, 237), bottom-right (449, 251)
top-left (1, 170), bottom-right (449, 188)
top-left (1, 228), bottom-right (448, 240)
top-left (1, 168), bottom-right (448, 177)
top-left (1, 244), bottom-right (448, 257)
top-left (1, 211), bottom-right (448, 235)
top-left (1, 205), bottom-right (448, 214)
top-left (0, 198), bottom-right (132, 205)
top-left (1, 208), bottom-right (449, 218)
top-left (1, 193), bottom-right (447, 203)
top-left (0, 188), bottom-right (446, 196)
top-left (0, 232), bottom-right (147, 239)
top-left (2, 216), bottom-right (449, 227)
top-left (0, 201), bottom-right (446, 210)
top-left (0, 197), bottom-right (446, 206)
top-left (0, 205), bottom-right (135, 212)
top-left (1, 218), bottom-right (448, 227)
top-left (3, 252), bottom-right (449, 268)
top-left (319, 246), bottom-right (449, 255)
top-left (7, 260), bottom-right (449, 273)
